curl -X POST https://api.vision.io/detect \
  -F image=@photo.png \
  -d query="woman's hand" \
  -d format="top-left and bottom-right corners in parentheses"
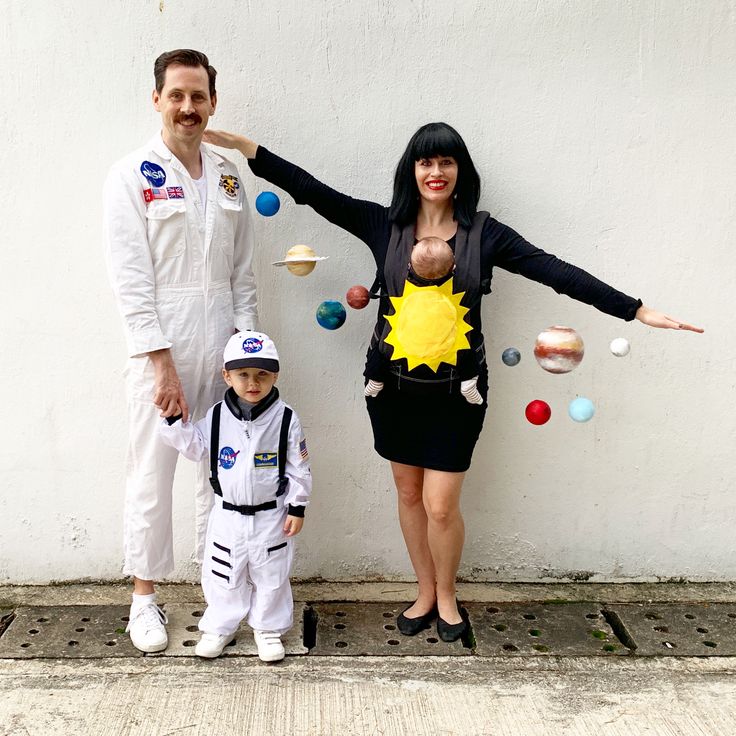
top-left (202, 129), bottom-right (258, 159)
top-left (635, 305), bottom-right (704, 333)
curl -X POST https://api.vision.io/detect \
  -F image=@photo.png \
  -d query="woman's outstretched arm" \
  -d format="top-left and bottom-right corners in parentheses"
top-left (488, 219), bottom-right (703, 332)
top-left (203, 130), bottom-right (388, 249)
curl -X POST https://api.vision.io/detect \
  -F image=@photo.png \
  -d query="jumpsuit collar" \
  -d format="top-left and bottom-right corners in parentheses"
top-left (224, 386), bottom-right (280, 422)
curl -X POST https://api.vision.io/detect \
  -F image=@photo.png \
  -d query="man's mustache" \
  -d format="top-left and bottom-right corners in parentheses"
top-left (176, 113), bottom-right (202, 124)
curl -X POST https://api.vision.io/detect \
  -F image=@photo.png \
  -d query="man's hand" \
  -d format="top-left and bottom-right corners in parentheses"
top-left (149, 349), bottom-right (189, 422)
top-left (635, 305), bottom-right (704, 333)
top-left (202, 130), bottom-right (258, 159)
top-left (283, 515), bottom-right (304, 537)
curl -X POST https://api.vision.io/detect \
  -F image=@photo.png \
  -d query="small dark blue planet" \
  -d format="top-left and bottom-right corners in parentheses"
top-left (316, 300), bottom-right (346, 330)
top-left (255, 191), bottom-right (281, 217)
top-left (501, 347), bottom-right (521, 366)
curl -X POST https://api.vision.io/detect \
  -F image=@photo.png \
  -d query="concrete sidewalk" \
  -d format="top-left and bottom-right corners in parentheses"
top-left (2, 583), bottom-right (736, 736)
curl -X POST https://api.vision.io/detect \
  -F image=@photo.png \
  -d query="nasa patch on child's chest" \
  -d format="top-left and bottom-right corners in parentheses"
top-left (253, 452), bottom-right (278, 468)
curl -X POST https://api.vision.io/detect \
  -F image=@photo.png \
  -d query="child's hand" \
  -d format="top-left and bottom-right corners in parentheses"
top-left (162, 403), bottom-right (183, 419)
top-left (284, 515), bottom-right (304, 537)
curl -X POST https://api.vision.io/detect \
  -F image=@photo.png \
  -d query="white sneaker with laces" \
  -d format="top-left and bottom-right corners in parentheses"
top-left (195, 632), bottom-right (236, 658)
top-left (126, 603), bottom-right (168, 653)
top-left (253, 630), bottom-right (285, 662)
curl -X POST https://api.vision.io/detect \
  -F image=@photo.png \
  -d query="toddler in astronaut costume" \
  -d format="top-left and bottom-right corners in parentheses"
top-left (160, 331), bottom-right (311, 661)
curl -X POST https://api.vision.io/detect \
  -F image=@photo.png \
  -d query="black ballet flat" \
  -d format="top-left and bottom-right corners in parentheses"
top-left (396, 603), bottom-right (438, 636)
top-left (437, 607), bottom-right (469, 643)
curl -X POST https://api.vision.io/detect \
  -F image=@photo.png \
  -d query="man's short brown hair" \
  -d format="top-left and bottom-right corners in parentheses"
top-left (154, 49), bottom-right (217, 98)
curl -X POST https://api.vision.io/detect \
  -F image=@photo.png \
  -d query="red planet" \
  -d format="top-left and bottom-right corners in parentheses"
top-left (346, 285), bottom-right (371, 309)
top-left (525, 400), bottom-right (551, 425)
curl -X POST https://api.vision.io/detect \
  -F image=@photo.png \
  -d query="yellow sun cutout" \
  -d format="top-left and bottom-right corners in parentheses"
top-left (384, 279), bottom-right (472, 371)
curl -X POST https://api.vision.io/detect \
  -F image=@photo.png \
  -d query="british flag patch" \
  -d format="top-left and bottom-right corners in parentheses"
top-left (299, 438), bottom-right (309, 460)
top-left (167, 186), bottom-right (184, 199)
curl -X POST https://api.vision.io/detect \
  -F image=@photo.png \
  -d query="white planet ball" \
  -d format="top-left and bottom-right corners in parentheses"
top-left (610, 337), bottom-right (630, 357)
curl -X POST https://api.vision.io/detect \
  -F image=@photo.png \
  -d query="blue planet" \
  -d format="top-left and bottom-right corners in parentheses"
top-left (255, 191), bottom-right (280, 217)
top-left (316, 300), bottom-right (346, 330)
top-left (568, 397), bottom-right (595, 423)
top-left (502, 347), bottom-right (521, 366)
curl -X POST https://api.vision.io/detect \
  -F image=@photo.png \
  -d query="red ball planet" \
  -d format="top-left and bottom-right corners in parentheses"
top-left (525, 399), bottom-right (551, 425)
top-left (346, 285), bottom-right (371, 309)
top-left (534, 325), bottom-right (584, 374)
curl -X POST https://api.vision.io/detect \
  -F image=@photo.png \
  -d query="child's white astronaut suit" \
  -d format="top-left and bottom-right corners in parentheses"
top-left (160, 387), bottom-right (311, 635)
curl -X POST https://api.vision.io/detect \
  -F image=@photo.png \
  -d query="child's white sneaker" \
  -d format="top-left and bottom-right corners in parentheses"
top-left (253, 630), bottom-right (285, 662)
top-left (126, 602), bottom-right (168, 653)
top-left (195, 632), bottom-right (236, 658)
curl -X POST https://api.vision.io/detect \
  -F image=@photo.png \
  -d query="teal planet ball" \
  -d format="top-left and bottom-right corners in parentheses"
top-left (502, 347), bottom-right (521, 366)
top-left (255, 191), bottom-right (280, 216)
top-left (568, 397), bottom-right (595, 422)
top-left (316, 300), bottom-right (346, 330)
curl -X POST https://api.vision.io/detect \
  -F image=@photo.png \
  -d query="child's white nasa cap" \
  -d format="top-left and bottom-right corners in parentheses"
top-left (223, 331), bottom-right (280, 372)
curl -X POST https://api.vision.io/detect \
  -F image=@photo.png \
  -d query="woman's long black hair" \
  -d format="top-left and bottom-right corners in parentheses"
top-left (389, 122), bottom-right (481, 229)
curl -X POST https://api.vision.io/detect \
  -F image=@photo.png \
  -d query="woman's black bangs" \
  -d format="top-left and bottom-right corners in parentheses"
top-left (410, 126), bottom-right (464, 161)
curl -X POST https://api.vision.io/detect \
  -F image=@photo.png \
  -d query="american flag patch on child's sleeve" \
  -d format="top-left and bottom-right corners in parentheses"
top-left (299, 438), bottom-right (309, 460)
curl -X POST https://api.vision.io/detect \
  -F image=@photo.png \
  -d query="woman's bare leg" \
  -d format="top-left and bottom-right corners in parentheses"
top-left (423, 469), bottom-right (466, 624)
top-left (390, 461), bottom-right (436, 617)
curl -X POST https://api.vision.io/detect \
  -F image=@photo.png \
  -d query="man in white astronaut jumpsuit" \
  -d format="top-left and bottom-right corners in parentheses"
top-left (103, 49), bottom-right (257, 652)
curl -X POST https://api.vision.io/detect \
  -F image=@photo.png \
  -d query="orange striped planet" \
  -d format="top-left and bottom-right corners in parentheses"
top-left (534, 326), bottom-right (584, 374)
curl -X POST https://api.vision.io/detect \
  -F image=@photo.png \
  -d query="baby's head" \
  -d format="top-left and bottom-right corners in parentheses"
top-left (410, 236), bottom-right (455, 282)
top-left (222, 330), bottom-right (279, 405)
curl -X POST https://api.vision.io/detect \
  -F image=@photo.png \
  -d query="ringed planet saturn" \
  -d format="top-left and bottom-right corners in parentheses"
top-left (272, 244), bottom-right (329, 276)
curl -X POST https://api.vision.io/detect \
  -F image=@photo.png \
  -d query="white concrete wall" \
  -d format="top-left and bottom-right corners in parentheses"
top-left (1, 0), bottom-right (733, 583)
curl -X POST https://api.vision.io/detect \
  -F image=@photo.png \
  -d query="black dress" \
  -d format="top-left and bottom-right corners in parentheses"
top-left (249, 148), bottom-right (641, 472)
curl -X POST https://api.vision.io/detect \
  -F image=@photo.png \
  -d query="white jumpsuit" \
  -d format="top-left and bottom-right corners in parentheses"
top-left (104, 133), bottom-right (258, 580)
top-left (159, 390), bottom-right (312, 635)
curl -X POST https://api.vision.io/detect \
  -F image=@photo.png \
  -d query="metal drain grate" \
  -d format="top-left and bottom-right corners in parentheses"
top-left (468, 603), bottom-right (629, 656)
top-left (0, 610), bottom-right (14, 639)
top-left (150, 603), bottom-right (308, 657)
top-left (309, 603), bottom-right (470, 656)
top-left (606, 603), bottom-right (736, 656)
top-left (0, 606), bottom-right (139, 658)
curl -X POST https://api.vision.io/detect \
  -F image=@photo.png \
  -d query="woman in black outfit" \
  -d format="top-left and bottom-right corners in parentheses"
top-left (203, 123), bottom-right (702, 642)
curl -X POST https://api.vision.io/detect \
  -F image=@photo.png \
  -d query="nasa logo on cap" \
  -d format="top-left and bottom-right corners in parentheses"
top-left (140, 161), bottom-right (167, 187)
top-left (242, 337), bottom-right (263, 354)
top-left (223, 330), bottom-right (280, 372)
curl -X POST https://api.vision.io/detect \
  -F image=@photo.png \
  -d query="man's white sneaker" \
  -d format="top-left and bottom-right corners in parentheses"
top-left (253, 630), bottom-right (285, 662)
top-left (126, 603), bottom-right (168, 653)
top-left (195, 632), bottom-right (236, 658)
